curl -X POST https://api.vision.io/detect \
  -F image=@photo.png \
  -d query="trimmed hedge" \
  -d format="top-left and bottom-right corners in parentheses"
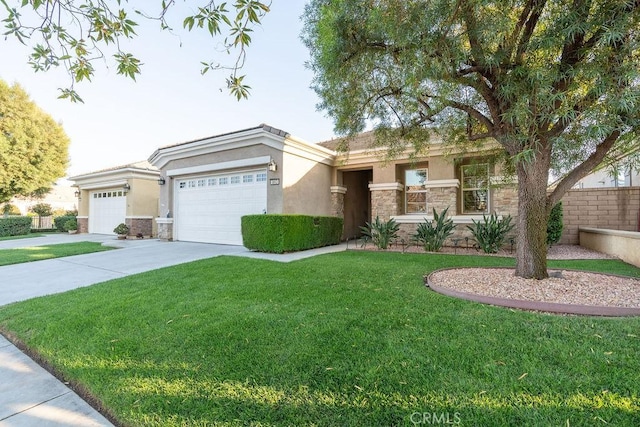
top-left (0, 216), bottom-right (32, 237)
top-left (54, 215), bottom-right (77, 232)
top-left (242, 214), bottom-right (343, 253)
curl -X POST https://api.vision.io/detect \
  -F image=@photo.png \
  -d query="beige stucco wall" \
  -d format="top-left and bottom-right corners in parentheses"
top-left (282, 150), bottom-right (333, 216)
top-left (579, 227), bottom-right (640, 267)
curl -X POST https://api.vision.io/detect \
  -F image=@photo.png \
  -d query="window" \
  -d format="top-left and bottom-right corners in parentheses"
top-left (256, 172), bottom-right (267, 182)
top-left (243, 174), bottom-right (253, 183)
top-left (179, 182), bottom-right (186, 189)
top-left (405, 168), bottom-right (428, 213)
top-left (461, 164), bottom-right (489, 214)
top-left (197, 179), bottom-right (206, 187)
top-left (207, 178), bottom-right (217, 186)
top-left (188, 181), bottom-right (196, 188)
top-left (219, 177), bottom-right (228, 185)
top-left (230, 176), bottom-right (241, 184)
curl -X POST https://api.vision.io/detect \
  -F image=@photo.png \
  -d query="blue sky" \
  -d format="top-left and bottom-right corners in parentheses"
top-left (1, 2), bottom-right (337, 177)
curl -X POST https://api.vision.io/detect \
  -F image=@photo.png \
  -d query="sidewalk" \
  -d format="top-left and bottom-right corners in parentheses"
top-left (0, 234), bottom-right (347, 426)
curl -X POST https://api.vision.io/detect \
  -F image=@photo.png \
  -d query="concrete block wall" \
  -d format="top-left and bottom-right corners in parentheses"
top-left (560, 187), bottom-right (640, 244)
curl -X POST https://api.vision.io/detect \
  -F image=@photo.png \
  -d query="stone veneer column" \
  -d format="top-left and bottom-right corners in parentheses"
top-left (330, 186), bottom-right (347, 218)
top-left (368, 183), bottom-right (404, 220)
top-left (155, 218), bottom-right (174, 241)
top-left (76, 216), bottom-right (88, 233)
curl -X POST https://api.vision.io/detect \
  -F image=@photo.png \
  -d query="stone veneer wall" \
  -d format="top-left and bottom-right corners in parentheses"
top-left (156, 220), bottom-right (173, 240)
top-left (371, 189), bottom-right (403, 220)
top-left (560, 187), bottom-right (640, 245)
top-left (126, 218), bottom-right (153, 237)
top-left (425, 187), bottom-right (457, 212)
top-left (77, 217), bottom-right (88, 233)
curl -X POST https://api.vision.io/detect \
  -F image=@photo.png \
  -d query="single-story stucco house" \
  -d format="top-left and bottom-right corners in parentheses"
top-left (147, 124), bottom-right (518, 245)
top-left (70, 161), bottom-right (160, 236)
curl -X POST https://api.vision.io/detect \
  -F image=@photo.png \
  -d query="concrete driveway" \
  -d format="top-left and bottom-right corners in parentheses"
top-left (0, 234), bottom-right (251, 306)
top-left (0, 233), bottom-right (346, 426)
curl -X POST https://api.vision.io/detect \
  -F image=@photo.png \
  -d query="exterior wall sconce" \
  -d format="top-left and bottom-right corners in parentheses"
top-left (74, 190), bottom-right (81, 200)
top-left (158, 177), bottom-right (166, 185)
top-left (123, 183), bottom-right (131, 193)
top-left (268, 159), bottom-right (277, 172)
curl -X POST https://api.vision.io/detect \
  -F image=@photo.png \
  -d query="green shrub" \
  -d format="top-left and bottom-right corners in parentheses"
top-left (467, 213), bottom-right (515, 254)
top-left (413, 207), bottom-right (456, 252)
top-left (54, 215), bottom-right (77, 232)
top-left (242, 215), bottom-right (343, 254)
top-left (114, 223), bottom-right (130, 235)
top-left (0, 216), bottom-right (32, 237)
top-left (64, 218), bottom-right (78, 231)
top-left (360, 216), bottom-right (399, 250)
top-left (547, 202), bottom-right (563, 246)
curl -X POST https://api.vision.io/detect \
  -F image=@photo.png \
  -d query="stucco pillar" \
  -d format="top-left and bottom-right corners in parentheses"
top-left (369, 183), bottom-right (404, 221)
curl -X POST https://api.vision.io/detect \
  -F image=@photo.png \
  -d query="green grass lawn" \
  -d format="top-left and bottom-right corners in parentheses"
top-left (0, 242), bottom-right (114, 266)
top-left (0, 251), bottom-right (638, 426)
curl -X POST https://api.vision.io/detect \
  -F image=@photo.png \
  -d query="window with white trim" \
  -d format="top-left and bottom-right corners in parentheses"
top-left (207, 178), bottom-right (216, 186)
top-left (256, 172), bottom-right (267, 182)
top-left (243, 174), bottom-right (253, 183)
top-left (219, 177), bottom-right (228, 185)
top-left (230, 176), bottom-right (240, 184)
top-left (461, 164), bottom-right (489, 214)
top-left (405, 168), bottom-right (428, 214)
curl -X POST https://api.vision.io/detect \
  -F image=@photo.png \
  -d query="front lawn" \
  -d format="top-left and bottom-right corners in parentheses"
top-left (0, 252), bottom-right (638, 426)
top-left (0, 242), bottom-right (115, 266)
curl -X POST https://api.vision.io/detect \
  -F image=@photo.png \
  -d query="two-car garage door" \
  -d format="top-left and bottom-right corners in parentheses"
top-left (174, 169), bottom-right (267, 245)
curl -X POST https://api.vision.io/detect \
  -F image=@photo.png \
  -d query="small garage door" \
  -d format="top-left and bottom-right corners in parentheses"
top-left (89, 190), bottom-right (127, 234)
top-left (175, 170), bottom-right (267, 245)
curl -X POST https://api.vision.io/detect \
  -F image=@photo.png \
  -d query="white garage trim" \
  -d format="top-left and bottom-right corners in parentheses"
top-left (79, 180), bottom-right (128, 191)
top-left (173, 169), bottom-right (267, 245)
top-left (166, 156), bottom-right (271, 177)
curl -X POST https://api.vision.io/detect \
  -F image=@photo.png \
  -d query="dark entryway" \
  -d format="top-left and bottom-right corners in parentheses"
top-left (342, 169), bottom-right (372, 239)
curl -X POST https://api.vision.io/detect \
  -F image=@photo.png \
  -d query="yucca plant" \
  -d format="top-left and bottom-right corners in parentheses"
top-left (413, 207), bottom-right (456, 252)
top-left (467, 213), bottom-right (514, 254)
top-left (360, 216), bottom-right (399, 249)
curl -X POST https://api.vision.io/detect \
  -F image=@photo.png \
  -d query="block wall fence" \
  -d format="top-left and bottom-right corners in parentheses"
top-left (559, 187), bottom-right (640, 245)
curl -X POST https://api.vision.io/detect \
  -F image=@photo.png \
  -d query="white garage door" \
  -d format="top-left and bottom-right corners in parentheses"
top-left (89, 190), bottom-right (127, 234)
top-left (175, 170), bottom-right (267, 245)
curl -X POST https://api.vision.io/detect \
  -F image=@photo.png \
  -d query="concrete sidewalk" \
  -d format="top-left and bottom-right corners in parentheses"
top-left (0, 234), bottom-right (347, 426)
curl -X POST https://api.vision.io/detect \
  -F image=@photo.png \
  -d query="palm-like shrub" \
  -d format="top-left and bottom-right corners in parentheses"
top-left (360, 216), bottom-right (399, 249)
top-left (413, 207), bottom-right (456, 252)
top-left (467, 213), bottom-right (514, 254)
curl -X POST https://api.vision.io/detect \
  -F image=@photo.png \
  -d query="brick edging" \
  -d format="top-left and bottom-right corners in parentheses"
top-left (425, 267), bottom-right (640, 317)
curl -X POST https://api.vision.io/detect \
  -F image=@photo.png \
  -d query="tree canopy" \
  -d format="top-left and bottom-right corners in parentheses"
top-left (0, 80), bottom-right (70, 203)
top-left (0, 0), bottom-right (270, 101)
top-left (303, 0), bottom-right (640, 279)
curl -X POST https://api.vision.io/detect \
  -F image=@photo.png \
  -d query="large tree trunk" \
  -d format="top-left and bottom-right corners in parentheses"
top-left (515, 157), bottom-right (551, 279)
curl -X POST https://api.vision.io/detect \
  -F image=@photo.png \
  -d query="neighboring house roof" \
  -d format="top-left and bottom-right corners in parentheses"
top-left (70, 161), bottom-right (158, 180)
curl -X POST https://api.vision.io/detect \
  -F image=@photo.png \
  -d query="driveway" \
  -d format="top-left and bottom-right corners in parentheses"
top-left (0, 234), bottom-right (251, 306)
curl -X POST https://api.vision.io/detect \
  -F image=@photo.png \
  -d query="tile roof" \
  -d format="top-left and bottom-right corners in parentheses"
top-left (156, 123), bottom-right (290, 151)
